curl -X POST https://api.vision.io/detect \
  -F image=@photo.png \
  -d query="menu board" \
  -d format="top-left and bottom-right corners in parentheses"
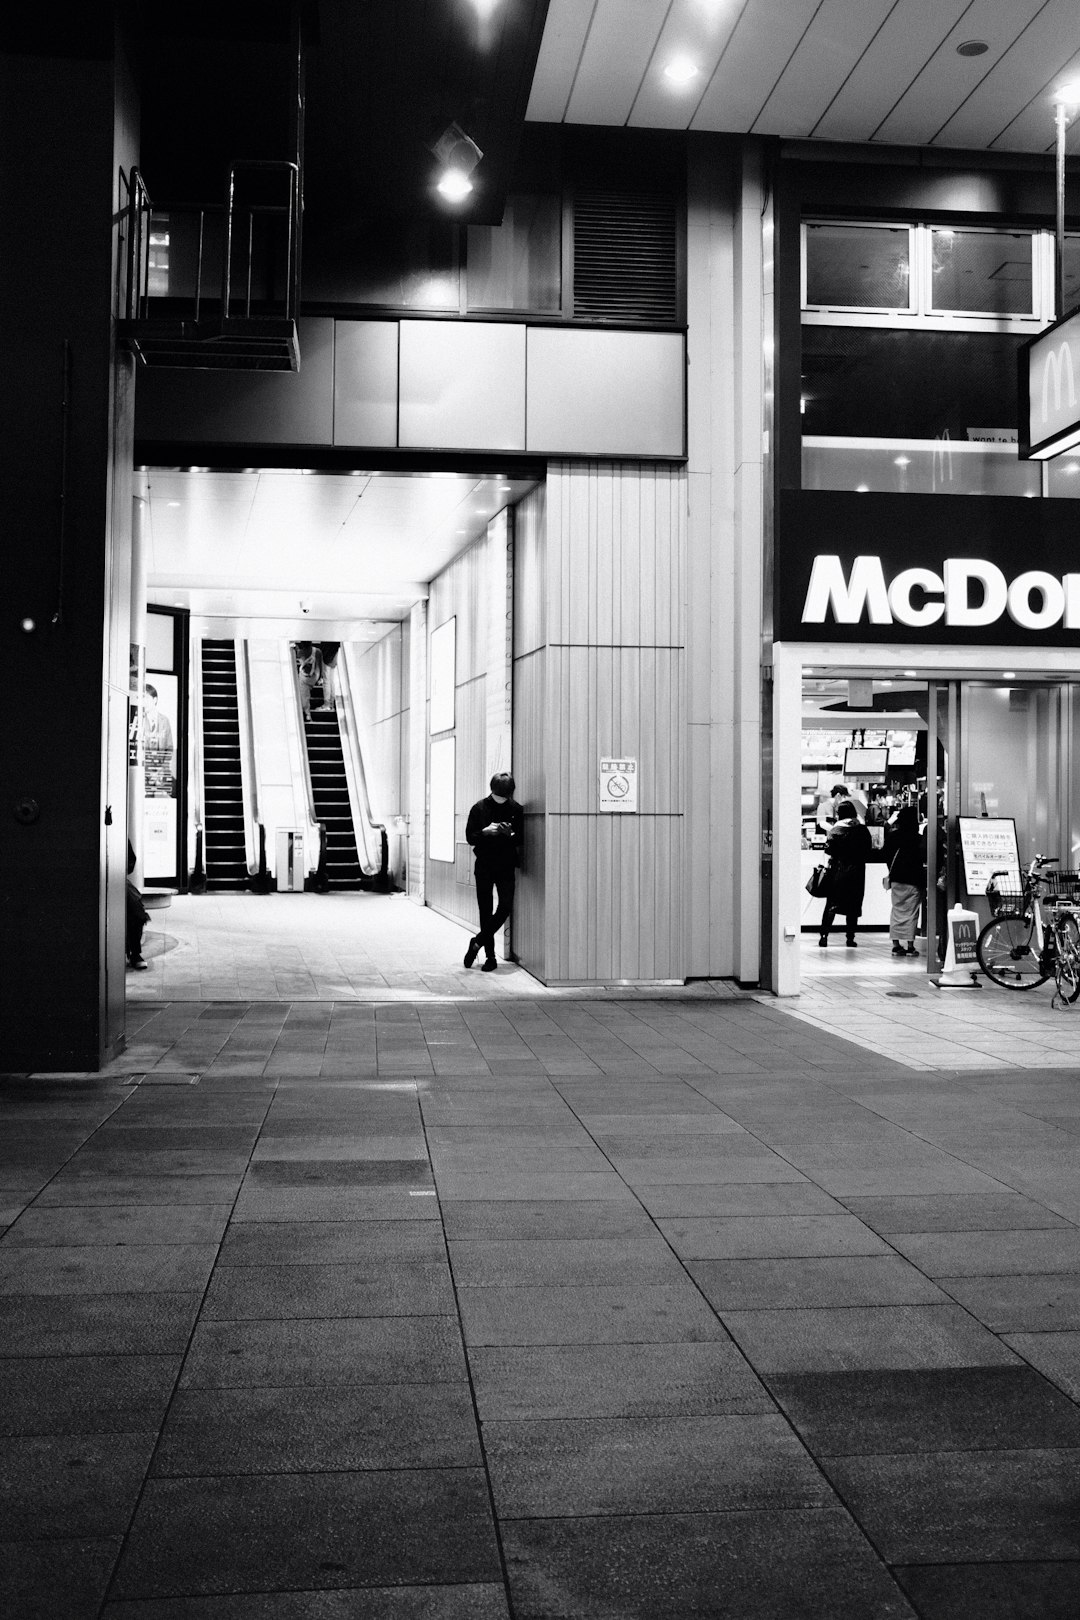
top-left (958, 817), bottom-right (1019, 896)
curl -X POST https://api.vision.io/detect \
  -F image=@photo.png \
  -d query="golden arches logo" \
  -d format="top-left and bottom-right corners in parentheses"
top-left (1042, 341), bottom-right (1077, 423)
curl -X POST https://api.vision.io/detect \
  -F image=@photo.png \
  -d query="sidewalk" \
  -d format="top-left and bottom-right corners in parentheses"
top-left (2, 997), bottom-right (1080, 1616)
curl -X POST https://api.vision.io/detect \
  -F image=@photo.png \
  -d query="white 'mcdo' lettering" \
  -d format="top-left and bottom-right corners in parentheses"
top-left (802, 555), bottom-right (1080, 632)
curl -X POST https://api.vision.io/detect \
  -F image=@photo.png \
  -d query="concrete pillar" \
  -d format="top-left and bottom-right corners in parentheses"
top-left (0, 29), bottom-right (138, 1070)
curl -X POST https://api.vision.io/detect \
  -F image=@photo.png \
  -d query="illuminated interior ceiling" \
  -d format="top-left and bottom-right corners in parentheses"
top-left (139, 468), bottom-right (535, 624)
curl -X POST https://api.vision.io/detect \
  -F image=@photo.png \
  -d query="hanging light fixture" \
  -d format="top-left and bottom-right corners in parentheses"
top-left (430, 122), bottom-right (483, 202)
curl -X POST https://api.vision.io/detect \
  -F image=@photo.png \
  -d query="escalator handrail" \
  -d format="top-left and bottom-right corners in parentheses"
top-left (288, 643), bottom-right (327, 882)
top-left (190, 635), bottom-right (206, 856)
top-left (334, 647), bottom-right (387, 879)
top-left (234, 638), bottom-right (263, 877)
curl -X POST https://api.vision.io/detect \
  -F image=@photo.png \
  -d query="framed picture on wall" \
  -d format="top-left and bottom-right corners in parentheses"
top-left (430, 616), bottom-right (456, 735)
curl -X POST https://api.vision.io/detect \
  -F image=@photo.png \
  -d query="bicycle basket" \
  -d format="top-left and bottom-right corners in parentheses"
top-left (985, 870), bottom-right (1025, 916)
top-left (1044, 870), bottom-right (1080, 904)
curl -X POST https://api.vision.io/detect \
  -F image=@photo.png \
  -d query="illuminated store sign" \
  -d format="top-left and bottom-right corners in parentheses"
top-left (803, 556), bottom-right (1080, 632)
top-left (1020, 308), bottom-right (1080, 460)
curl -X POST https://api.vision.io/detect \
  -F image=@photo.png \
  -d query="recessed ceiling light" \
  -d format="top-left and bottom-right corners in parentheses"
top-left (663, 56), bottom-right (700, 86)
top-left (894, 456), bottom-right (911, 468)
top-left (956, 40), bottom-right (988, 57)
top-left (437, 169), bottom-right (473, 202)
top-left (1003, 670), bottom-right (1016, 679)
top-left (167, 501), bottom-right (181, 508)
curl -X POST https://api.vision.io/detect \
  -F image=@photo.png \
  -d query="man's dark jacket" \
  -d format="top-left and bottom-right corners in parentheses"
top-left (465, 795), bottom-right (524, 872)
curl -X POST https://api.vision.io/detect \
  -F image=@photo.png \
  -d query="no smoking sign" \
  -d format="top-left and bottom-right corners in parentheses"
top-left (599, 757), bottom-right (638, 813)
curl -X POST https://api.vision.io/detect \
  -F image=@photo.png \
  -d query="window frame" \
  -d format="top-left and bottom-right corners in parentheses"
top-left (802, 218), bottom-right (1055, 334)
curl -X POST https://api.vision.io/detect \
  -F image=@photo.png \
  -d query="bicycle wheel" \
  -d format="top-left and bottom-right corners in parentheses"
top-left (1054, 915), bottom-right (1080, 1004)
top-left (976, 914), bottom-right (1048, 990)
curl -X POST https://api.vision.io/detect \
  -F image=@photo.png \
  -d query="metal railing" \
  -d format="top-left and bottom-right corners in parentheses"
top-left (288, 648), bottom-right (328, 892)
top-left (123, 161), bottom-right (301, 329)
top-left (188, 636), bottom-right (207, 894)
top-left (235, 640), bottom-right (270, 892)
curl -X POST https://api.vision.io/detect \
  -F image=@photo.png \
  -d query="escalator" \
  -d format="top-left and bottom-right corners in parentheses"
top-left (200, 640), bottom-right (249, 889)
top-left (303, 707), bottom-right (364, 890)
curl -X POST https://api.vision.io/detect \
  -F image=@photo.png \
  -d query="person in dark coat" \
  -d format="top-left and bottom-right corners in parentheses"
top-left (126, 840), bottom-right (150, 970)
top-left (463, 772), bottom-right (524, 972)
top-left (819, 799), bottom-right (874, 947)
top-left (883, 805), bottom-right (926, 957)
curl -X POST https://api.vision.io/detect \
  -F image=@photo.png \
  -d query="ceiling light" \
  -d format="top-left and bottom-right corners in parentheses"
top-left (663, 56), bottom-right (700, 86)
top-left (956, 40), bottom-right (988, 57)
top-left (1003, 670), bottom-right (1016, 679)
top-left (430, 122), bottom-right (482, 203)
top-left (904, 670), bottom-right (917, 678)
top-left (167, 501), bottom-right (181, 508)
top-left (855, 484), bottom-right (869, 492)
top-left (1052, 81), bottom-right (1080, 107)
top-left (894, 456), bottom-right (911, 468)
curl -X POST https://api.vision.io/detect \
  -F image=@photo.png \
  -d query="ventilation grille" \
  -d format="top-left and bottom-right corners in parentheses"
top-left (573, 190), bottom-right (679, 323)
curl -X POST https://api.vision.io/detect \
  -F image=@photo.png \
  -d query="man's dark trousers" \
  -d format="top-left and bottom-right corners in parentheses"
top-left (475, 864), bottom-right (515, 962)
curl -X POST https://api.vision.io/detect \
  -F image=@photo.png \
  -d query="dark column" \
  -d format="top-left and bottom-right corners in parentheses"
top-left (0, 20), bottom-right (138, 1070)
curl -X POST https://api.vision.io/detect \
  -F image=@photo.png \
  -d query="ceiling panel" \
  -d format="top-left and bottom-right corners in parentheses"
top-left (564, 0), bottom-right (669, 126)
top-left (528, 0), bottom-right (1080, 152)
top-left (810, 0), bottom-right (971, 143)
top-left (751, 0), bottom-right (896, 139)
top-left (628, 0), bottom-right (744, 129)
top-left (992, 47), bottom-right (1080, 150)
top-left (937, 0), bottom-right (1080, 148)
top-left (870, 0), bottom-right (1046, 147)
top-left (526, 0), bottom-right (599, 122)
top-left (690, 0), bottom-right (822, 134)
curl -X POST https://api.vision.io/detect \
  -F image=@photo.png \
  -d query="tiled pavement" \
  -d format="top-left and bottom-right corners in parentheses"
top-left (3, 998), bottom-right (1080, 1616)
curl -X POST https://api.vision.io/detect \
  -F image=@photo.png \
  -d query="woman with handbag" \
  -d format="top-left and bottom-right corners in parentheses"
top-left (883, 805), bottom-right (926, 957)
top-left (818, 800), bottom-right (873, 947)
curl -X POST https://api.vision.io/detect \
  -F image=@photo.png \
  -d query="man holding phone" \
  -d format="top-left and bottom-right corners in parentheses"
top-left (463, 772), bottom-right (524, 973)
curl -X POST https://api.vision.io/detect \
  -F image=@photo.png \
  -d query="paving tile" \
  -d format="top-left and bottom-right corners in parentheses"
top-left (659, 1214), bottom-right (889, 1260)
top-left (469, 1339), bottom-right (771, 1421)
top-left (0, 1292), bottom-right (202, 1356)
top-left (690, 1255), bottom-right (947, 1311)
top-left (484, 1412), bottom-right (829, 1516)
top-left (940, 1273), bottom-right (1080, 1332)
top-left (0, 1537), bottom-right (120, 1620)
top-left (0, 1432), bottom-right (156, 1540)
top-left (153, 1384), bottom-right (481, 1475)
top-left (447, 1237), bottom-right (680, 1287)
top-left (231, 1188), bottom-right (441, 1222)
top-left (458, 1281), bottom-right (726, 1346)
top-left (179, 1317), bottom-right (467, 1388)
top-left (1003, 1329), bottom-right (1080, 1401)
top-left (840, 1192), bottom-right (1070, 1232)
top-left (432, 1173), bottom-right (636, 1202)
top-left (0, 1243), bottom-right (219, 1296)
top-left (3, 1204), bottom-right (232, 1247)
top-left (102, 1588), bottom-right (512, 1618)
top-left (243, 1160), bottom-right (433, 1189)
top-left (217, 1220), bottom-right (444, 1265)
top-left (202, 1260), bottom-right (455, 1320)
top-left (821, 1449), bottom-right (1080, 1562)
top-left (887, 1228), bottom-right (1080, 1276)
top-left (439, 1199), bottom-right (656, 1240)
top-left (634, 1182), bottom-right (837, 1217)
top-left (36, 1175), bottom-right (244, 1207)
top-left (892, 1561), bottom-right (1080, 1620)
top-left (766, 1366), bottom-right (1080, 1456)
top-left (501, 1510), bottom-right (915, 1618)
top-left (721, 1304), bottom-right (1022, 1373)
top-left (111, 1470), bottom-right (501, 1599)
top-left (0, 1353), bottom-right (181, 1436)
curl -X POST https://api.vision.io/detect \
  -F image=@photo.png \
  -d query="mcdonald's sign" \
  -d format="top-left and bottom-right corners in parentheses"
top-left (1020, 307), bottom-right (1080, 459)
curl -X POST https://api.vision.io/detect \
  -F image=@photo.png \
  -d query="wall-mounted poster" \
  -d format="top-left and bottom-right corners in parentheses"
top-left (429, 617), bottom-right (456, 735)
top-left (142, 672), bottom-right (178, 881)
top-left (958, 816), bottom-right (1019, 896)
top-left (428, 735), bottom-right (456, 863)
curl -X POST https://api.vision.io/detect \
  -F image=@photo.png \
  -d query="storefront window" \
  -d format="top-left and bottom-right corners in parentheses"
top-left (929, 229), bottom-right (1034, 317)
top-left (804, 223), bottom-right (911, 311)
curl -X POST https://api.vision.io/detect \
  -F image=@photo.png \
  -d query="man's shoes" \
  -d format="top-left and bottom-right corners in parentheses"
top-left (463, 937), bottom-right (481, 968)
top-left (846, 938), bottom-right (857, 947)
top-left (818, 937), bottom-right (828, 947)
top-left (892, 943), bottom-right (905, 956)
top-left (129, 955), bottom-right (149, 971)
top-left (905, 943), bottom-right (918, 956)
top-left (481, 958), bottom-right (497, 972)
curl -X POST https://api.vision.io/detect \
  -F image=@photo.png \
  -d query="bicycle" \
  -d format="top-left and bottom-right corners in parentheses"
top-left (976, 855), bottom-right (1080, 1005)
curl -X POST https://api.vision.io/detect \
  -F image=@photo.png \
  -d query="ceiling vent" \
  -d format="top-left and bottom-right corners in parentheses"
top-left (573, 189), bottom-right (680, 324)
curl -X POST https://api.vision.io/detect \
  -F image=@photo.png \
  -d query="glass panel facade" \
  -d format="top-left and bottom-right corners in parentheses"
top-left (467, 193), bottom-right (561, 312)
top-left (930, 229), bottom-right (1033, 316)
top-left (802, 439), bottom-right (1039, 497)
top-left (805, 223), bottom-right (910, 309)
